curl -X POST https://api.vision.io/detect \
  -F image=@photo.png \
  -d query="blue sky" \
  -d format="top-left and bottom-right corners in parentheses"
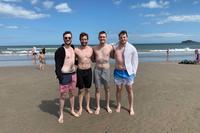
top-left (0, 0), bottom-right (200, 45)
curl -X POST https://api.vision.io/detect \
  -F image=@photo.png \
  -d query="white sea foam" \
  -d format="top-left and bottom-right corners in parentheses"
top-left (149, 47), bottom-right (196, 52)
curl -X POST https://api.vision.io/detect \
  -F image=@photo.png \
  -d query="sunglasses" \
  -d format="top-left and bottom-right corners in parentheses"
top-left (64, 37), bottom-right (72, 40)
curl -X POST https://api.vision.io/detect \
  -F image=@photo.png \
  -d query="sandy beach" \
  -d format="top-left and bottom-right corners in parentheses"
top-left (1, 62), bottom-right (200, 133)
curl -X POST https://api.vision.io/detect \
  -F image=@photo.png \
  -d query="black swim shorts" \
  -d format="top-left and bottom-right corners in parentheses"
top-left (76, 68), bottom-right (92, 89)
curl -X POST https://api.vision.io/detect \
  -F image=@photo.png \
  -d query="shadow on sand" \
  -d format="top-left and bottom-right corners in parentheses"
top-left (39, 96), bottom-right (119, 117)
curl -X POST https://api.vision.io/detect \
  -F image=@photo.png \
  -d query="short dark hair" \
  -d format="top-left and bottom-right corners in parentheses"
top-left (98, 31), bottom-right (107, 37)
top-left (118, 30), bottom-right (128, 37)
top-left (63, 31), bottom-right (72, 38)
top-left (79, 32), bottom-right (89, 40)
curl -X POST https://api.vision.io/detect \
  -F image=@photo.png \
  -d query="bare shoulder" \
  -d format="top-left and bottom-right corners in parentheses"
top-left (87, 45), bottom-right (93, 50)
top-left (92, 45), bottom-right (98, 51)
top-left (74, 47), bottom-right (79, 53)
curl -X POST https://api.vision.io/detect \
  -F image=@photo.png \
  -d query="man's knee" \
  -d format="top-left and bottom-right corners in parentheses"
top-left (85, 88), bottom-right (90, 93)
top-left (104, 87), bottom-right (110, 93)
top-left (78, 89), bottom-right (85, 95)
top-left (126, 86), bottom-right (133, 93)
top-left (95, 88), bottom-right (100, 93)
top-left (60, 93), bottom-right (67, 99)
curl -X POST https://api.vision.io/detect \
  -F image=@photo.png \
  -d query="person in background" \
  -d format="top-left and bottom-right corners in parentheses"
top-left (195, 49), bottom-right (199, 63)
top-left (166, 48), bottom-right (169, 61)
top-left (31, 46), bottom-right (37, 64)
top-left (38, 51), bottom-right (45, 70)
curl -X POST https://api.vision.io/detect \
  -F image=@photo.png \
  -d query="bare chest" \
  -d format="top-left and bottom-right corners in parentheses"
top-left (76, 48), bottom-right (92, 58)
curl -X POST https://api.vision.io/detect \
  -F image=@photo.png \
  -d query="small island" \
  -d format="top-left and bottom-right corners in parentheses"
top-left (181, 40), bottom-right (200, 44)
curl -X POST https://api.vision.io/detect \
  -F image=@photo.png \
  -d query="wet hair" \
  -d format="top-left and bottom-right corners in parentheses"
top-left (98, 31), bottom-right (107, 37)
top-left (79, 32), bottom-right (89, 40)
top-left (63, 31), bottom-right (72, 38)
top-left (118, 30), bottom-right (128, 37)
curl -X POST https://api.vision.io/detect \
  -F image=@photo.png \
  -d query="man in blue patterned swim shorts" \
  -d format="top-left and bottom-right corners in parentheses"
top-left (114, 30), bottom-right (138, 116)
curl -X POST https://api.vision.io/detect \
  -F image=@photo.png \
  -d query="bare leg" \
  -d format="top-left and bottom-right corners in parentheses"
top-left (105, 87), bottom-right (112, 113)
top-left (69, 91), bottom-right (79, 117)
top-left (116, 85), bottom-right (122, 113)
top-left (58, 92), bottom-right (67, 123)
top-left (85, 88), bottom-right (93, 114)
top-left (126, 85), bottom-right (134, 115)
top-left (78, 89), bottom-right (84, 116)
top-left (95, 88), bottom-right (100, 115)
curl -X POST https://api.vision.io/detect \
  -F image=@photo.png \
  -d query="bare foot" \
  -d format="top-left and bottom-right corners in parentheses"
top-left (116, 104), bottom-right (121, 113)
top-left (86, 108), bottom-right (93, 114)
top-left (58, 116), bottom-right (63, 123)
top-left (77, 109), bottom-right (82, 116)
top-left (129, 109), bottom-right (135, 116)
top-left (95, 108), bottom-right (100, 115)
top-left (71, 111), bottom-right (79, 117)
top-left (107, 107), bottom-right (112, 113)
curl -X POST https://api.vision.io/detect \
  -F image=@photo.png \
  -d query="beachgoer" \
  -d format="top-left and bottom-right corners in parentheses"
top-left (31, 46), bottom-right (37, 64)
top-left (54, 31), bottom-right (79, 123)
top-left (93, 31), bottom-right (114, 115)
top-left (38, 51), bottom-right (45, 70)
top-left (166, 48), bottom-right (169, 61)
top-left (42, 48), bottom-right (46, 55)
top-left (114, 30), bottom-right (138, 115)
top-left (74, 32), bottom-right (93, 116)
top-left (195, 49), bottom-right (199, 63)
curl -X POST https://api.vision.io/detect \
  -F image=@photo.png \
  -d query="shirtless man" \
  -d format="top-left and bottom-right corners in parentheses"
top-left (55, 31), bottom-right (79, 123)
top-left (75, 32), bottom-right (93, 116)
top-left (114, 30), bottom-right (138, 115)
top-left (93, 31), bottom-right (113, 115)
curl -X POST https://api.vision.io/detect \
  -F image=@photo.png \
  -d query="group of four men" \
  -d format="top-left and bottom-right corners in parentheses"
top-left (54, 30), bottom-right (138, 123)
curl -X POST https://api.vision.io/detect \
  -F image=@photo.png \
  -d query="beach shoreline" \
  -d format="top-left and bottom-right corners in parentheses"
top-left (1, 62), bottom-right (200, 133)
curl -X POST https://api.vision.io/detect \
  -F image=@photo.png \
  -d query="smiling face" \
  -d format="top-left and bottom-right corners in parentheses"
top-left (80, 35), bottom-right (88, 47)
top-left (98, 33), bottom-right (107, 45)
top-left (63, 33), bottom-right (72, 46)
top-left (119, 33), bottom-right (128, 46)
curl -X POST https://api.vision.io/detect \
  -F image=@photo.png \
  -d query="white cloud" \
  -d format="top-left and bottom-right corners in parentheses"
top-left (0, 24), bottom-right (19, 29)
top-left (55, 3), bottom-right (72, 13)
top-left (142, 12), bottom-right (170, 18)
top-left (193, 0), bottom-right (199, 4)
top-left (5, 25), bottom-right (19, 29)
top-left (0, 0), bottom-right (21, 2)
top-left (139, 33), bottom-right (191, 38)
top-left (43, 0), bottom-right (54, 9)
top-left (144, 14), bottom-right (156, 17)
top-left (113, 0), bottom-right (122, 5)
top-left (131, 0), bottom-right (169, 9)
top-left (31, 0), bottom-right (38, 5)
top-left (157, 15), bottom-right (200, 24)
top-left (0, 2), bottom-right (49, 19)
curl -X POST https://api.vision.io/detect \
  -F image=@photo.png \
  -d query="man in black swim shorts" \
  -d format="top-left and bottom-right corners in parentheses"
top-left (74, 32), bottom-right (93, 115)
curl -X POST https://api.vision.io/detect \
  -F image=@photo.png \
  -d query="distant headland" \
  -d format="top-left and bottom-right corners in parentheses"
top-left (181, 40), bottom-right (200, 44)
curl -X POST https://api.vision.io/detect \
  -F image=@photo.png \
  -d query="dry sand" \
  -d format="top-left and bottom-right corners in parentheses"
top-left (0, 62), bottom-right (200, 133)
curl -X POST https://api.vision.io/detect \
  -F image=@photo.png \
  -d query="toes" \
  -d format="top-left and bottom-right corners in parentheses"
top-left (58, 117), bottom-right (63, 123)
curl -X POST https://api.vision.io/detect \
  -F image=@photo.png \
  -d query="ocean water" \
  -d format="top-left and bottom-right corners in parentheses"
top-left (0, 43), bottom-right (200, 67)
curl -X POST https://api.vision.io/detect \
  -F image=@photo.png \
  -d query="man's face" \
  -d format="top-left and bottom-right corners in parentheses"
top-left (80, 35), bottom-right (88, 47)
top-left (98, 33), bottom-right (107, 45)
top-left (63, 33), bottom-right (72, 45)
top-left (119, 34), bottom-right (128, 45)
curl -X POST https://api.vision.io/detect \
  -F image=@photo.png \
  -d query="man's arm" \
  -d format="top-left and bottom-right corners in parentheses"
top-left (91, 48), bottom-right (96, 62)
top-left (110, 45), bottom-right (115, 59)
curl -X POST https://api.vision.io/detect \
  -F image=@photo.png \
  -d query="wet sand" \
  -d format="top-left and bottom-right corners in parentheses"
top-left (0, 62), bottom-right (200, 133)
